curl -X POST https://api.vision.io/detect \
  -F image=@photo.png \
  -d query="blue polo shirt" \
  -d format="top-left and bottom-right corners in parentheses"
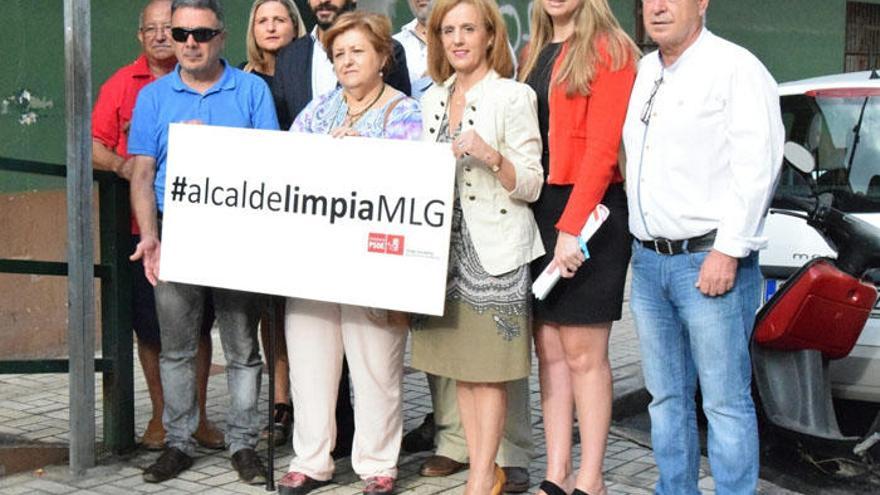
top-left (128, 59), bottom-right (279, 211)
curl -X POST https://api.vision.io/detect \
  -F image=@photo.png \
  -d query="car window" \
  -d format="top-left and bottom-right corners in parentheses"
top-left (777, 93), bottom-right (880, 213)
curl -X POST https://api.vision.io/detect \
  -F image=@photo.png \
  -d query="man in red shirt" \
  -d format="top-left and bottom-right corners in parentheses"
top-left (91, 0), bottom-right (222, 451)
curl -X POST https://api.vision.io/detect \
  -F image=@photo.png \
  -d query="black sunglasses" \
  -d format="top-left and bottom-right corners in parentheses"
top-left (171, 27), bottom-right (223, 43)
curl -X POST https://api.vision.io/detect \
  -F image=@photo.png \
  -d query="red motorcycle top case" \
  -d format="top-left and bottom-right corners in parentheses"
top-left (754, 258), bottom-right (878, 359)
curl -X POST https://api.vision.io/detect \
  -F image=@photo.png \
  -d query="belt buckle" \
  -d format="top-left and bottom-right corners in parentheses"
top-left (654, 239), bottom-right (674, 255)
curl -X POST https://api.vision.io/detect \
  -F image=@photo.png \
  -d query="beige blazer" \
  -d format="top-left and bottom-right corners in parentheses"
top-left (421, 70), bottom-right (544, 276)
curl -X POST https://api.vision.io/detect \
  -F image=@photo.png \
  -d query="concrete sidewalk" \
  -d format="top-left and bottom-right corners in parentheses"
top-left (0, 300), bottom-right (799, 494)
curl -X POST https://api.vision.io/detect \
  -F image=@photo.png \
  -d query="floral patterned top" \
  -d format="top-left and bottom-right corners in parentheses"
top-left (291, 86), bottom-right (422, 140)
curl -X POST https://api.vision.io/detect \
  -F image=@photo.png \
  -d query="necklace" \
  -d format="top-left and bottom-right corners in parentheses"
top-left (344, 84), bottom-right (386, 127)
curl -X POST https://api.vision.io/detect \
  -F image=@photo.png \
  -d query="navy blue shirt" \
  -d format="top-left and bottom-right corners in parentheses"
top-left (129, 60), bottom-right (280, 211)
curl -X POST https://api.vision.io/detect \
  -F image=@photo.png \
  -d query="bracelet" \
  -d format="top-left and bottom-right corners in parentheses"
top-left (490, 152), bottom-right (502, 173)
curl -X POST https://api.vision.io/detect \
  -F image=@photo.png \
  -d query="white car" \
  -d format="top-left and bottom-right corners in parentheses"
top-left (761, 71), bottom-right (880, 403)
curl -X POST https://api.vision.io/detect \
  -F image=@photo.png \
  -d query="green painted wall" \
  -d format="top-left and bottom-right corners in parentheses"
top-left (3, 0), bottom-right (878, 193)
top-left (610, 0), bottom-right (880, 83)
top-left (0, 0), bottom-right (263, 192)
top-left (0, 0), bottom-right (531, 193)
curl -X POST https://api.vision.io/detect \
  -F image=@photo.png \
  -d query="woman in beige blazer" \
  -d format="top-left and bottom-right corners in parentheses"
top-left (409, 0), bottom-right (543, 493)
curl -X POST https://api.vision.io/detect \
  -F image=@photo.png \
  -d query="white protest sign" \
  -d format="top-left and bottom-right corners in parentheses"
top-left (160, 124), bottom-right (455, 315)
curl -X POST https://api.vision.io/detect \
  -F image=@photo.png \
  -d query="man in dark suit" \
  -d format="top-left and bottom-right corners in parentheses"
top-left (272, 0), bottom-right (412, 130)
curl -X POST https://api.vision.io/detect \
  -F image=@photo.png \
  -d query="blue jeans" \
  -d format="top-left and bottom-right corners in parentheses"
top-left (630, 242), bottom-right (760, 495)
top-left (154, 281), bottom-right (262, 455)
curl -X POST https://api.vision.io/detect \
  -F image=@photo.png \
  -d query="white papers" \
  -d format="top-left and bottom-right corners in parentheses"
top-left (532, 204), bottom-right (610, 300)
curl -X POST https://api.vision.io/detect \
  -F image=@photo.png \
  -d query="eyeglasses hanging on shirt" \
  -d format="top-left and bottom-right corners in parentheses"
top-left (640, 69), bottom-right (665, 126)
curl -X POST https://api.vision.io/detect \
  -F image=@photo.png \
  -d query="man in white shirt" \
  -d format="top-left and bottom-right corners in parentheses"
top-left (622, 1), bottom-right (783, 493)
top-left (393, 0), bottom-right (433, 98)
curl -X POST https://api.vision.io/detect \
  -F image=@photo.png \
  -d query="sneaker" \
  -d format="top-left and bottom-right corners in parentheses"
top-left (142, 447), bottom-right (193, 483)
top-left (231, 448), bottom-right (267, 485)
top-left (363, 476), bottom-right (394, 495)
top-left (141, 418), bottom-right (165, 451)
top-left (278, 471), bottom-right (331, 495)
top-left (193, 419), bottom-right (225, 450)
top-left (401, 413), bottom-right (435, 453)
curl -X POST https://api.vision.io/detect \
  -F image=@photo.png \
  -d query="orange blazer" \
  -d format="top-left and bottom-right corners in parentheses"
top-left (547, 40), bottom-right (636, 235)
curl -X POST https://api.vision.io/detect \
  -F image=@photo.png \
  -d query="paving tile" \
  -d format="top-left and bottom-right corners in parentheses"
top-left (1, 485), bottom-right (51, 494)
top-left (0, 293), bottom-right (802, 495)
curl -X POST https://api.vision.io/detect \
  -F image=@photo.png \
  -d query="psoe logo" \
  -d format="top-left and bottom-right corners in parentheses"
top-left (386, 235), bottom-right (405, 255)
top-left (367, 233), bottom-right (405, 255)
top-left (368, 233), bottom-right (387, 253)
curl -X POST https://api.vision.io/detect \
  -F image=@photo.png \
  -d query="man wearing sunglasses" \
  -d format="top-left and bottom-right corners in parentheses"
top-left (91, 0), bottom-right (226, 456)
top-left (621, 1), bottom-right (784, 494)
top-left (128, 0), bottom-right (279, 486)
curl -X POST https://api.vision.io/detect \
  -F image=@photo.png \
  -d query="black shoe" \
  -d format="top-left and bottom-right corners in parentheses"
top-left (143, 447), bottom-right (193, 483)
top-left (402, 413), bottom-right (435, 453)
top-left (231, 448), bottom-right (267, 485)
top-left (502, 467), bottom-right (530, 493)
top-left (262, 402), bottom-right (293, 447)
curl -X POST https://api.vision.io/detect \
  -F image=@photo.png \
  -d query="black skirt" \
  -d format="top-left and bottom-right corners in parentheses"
top-left (530, 182), bottom-right (631, 325)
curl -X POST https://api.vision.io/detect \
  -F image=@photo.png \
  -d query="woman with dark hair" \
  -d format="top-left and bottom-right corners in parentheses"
top-left (410, 1), bottom-right (543, 493)
top-left (519, 1), bottom-right (638, 494)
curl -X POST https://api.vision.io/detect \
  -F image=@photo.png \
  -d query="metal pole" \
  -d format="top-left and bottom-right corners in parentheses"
top-left (64, 0), bottom-right (95, 475)
top-left (266, 296), bottom-right (278, 491)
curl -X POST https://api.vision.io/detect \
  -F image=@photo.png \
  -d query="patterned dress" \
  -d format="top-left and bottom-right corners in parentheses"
top-left (411, 88), bottom-right (532, 383)
top-left (292, 86), bottom-right (422, 139)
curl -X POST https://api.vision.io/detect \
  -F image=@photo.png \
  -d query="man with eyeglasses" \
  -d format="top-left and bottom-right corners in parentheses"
top-left (622, 0), bottom-right (783, 493)
top-left (91, 0), bottom-right (226, 456)
top-left (128, 0), bottom-right (279, 485)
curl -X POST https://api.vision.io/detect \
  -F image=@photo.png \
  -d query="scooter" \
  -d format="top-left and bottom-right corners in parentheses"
top-left (752, 142), bottom-right (880, 470)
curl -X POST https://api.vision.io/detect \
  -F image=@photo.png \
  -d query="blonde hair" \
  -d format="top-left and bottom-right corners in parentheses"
top-left (519, 0), bottom-right (639, 96)
top-left (324, 12), bottom-right (395, 74)
top-left (426, 0), bottom-right (514, 83)
top-left (244, 0), bottom-right (306, 74)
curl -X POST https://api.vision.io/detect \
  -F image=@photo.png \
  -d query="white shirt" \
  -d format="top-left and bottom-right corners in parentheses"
top-left (623, 29), bottom-right (784, 258)
top-left (310, 27), bottom-right (338, 98)
top-left (394, 20), bottom-right (428, 85)
top-left (393, 19), bottom-right (432, 99)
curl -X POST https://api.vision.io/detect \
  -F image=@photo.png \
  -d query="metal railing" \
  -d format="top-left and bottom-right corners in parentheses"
top-left (0, 156), bottom-right (135, 455)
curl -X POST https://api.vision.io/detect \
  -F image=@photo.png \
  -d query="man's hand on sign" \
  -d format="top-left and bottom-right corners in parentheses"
top-left (183, 119), bottom-right (204, 125)
top-left (551, 231), bottom-right (585, 279)
top-left (695, 249), bottom-right (738, 297)
top-left (330, 126), bottom-right (361, 138)
top-left (130, 235), bottom-right (162, 286)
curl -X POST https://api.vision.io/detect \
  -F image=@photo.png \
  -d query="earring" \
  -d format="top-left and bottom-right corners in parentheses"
top-left (379, 70), bottom-right (384, 78)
